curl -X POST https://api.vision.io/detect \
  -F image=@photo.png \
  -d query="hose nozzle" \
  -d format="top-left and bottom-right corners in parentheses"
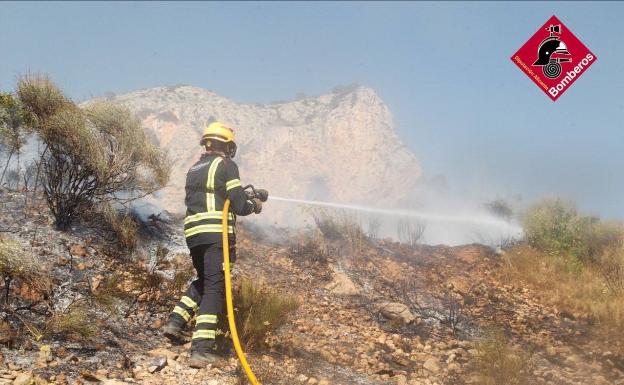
top-left (243, 185), bottom-right (269, 202)
top-left (255, 189), bottom-right (269, 202)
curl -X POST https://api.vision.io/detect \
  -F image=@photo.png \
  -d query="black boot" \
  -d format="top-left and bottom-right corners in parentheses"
top-left (188, 350), bottom-right (222, 368)
top-left (162, 319), bottom-right (185, 344)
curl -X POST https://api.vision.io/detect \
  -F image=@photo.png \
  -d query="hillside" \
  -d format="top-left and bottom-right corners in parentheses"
top-left (97, 85), bottom-right (421, 215)
top-left (1, 189), bottom-right (622, 385)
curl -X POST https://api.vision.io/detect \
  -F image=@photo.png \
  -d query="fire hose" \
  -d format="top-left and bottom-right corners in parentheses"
top-left (222, 185), bottom-right (268, 385)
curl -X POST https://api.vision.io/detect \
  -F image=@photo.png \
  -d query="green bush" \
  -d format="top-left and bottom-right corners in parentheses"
top-left (523, 198), bottom-right (578, 257)
top-left (233, 278), bottom-right (298, 351)
top-left (523, 198), bottom-right (622, 264)
top-left (0, 93), bottom-right (33, 187)
top-left (485, 198), bottom-right (513, 220)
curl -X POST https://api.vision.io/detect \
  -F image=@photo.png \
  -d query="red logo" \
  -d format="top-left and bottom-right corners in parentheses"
top-left (511, 15), bottom-right (597, 101)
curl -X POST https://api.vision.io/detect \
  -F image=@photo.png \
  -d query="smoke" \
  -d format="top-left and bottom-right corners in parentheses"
top-left (5, 138), bottom-right (521, 247)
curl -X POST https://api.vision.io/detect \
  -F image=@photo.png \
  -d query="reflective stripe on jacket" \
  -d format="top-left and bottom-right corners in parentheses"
top-left (184, 153), bottom-right (254, 248)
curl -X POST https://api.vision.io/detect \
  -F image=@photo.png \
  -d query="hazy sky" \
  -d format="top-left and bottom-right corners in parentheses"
top-left (1, 2), bottom-right (622, 217)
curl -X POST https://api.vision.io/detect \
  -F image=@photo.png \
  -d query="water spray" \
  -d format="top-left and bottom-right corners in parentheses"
top-left (269, 196), bottom-right (522, 233)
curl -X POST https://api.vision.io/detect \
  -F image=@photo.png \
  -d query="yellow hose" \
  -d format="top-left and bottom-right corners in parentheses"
top-left (222, 199), bottom-right (262, 385)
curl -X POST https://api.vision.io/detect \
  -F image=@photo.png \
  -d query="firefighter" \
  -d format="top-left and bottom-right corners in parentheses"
top-left (163, 121), bottom-right (263, 368)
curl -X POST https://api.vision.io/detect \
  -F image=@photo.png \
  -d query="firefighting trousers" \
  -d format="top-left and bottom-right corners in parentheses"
top-left (168, 242), bottom-right (236, 352)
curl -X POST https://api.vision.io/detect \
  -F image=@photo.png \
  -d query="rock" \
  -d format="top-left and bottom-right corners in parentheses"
top-left (115, 85), bottom-right (423, 217)
top-left (102, 381), bottom-right (129, 385)
top-left (297, 374), bottom-right (308, 382)
top-left (377, 302), bottom-right (415, 324)
top-left (395, 374), bottom-right (407, 385)
top-left (447, 277), bottom-right (470, 295)
top-left (91, 275), bottom-right (104, 291)
top-left (151, 318), bottom-right (164, 329)
top-left (131, 367), bottom-right (145, 380)
top-left (546, 346), bottom-right (557, 356)
top-left (12, 372), bottom-right (33, 385)
top-left (80, 370), bottom-right (106, 382)
top-left (565, 354), bottom-right (581, 364)
top-left (423, 358), bottom-right (440, 373)
top-left (148, 348), bottom-right (178, 361)
top-left (70, 244), bottom-right (88, 257)
top-left (148, 356), bottom-right (167, 373)
top-left (325, 270), bottom-right (359, 295)
top-left (33, 376), bottom-right (49, 385)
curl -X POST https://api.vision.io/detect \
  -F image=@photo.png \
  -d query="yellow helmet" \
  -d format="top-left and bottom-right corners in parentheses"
top-left (200, 121), bottom-right (235, 145)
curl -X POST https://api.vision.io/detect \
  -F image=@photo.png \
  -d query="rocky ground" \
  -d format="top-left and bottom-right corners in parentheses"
top-left (1, 189), bottom-right (623, 385)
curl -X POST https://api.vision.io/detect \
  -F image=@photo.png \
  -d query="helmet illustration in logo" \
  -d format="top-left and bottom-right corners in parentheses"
top-left (532, 24), bottom-right (572, 79)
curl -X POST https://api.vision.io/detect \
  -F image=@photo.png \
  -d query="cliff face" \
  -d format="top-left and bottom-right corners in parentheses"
top-left (107, 85), bottom-right (421, 213)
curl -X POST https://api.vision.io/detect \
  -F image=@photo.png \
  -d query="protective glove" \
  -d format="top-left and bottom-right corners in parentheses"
top-left (255, 189), bottom-right (269, 202)
top-left (251, 198), bottom-right (263, 214)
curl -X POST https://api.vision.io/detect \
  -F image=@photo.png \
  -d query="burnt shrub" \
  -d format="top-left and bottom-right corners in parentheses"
top-left (17, 75), bottom-right (170, 230)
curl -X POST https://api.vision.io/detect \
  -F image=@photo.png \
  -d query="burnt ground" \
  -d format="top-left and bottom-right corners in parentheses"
top-left (0, 189), bottom-right (623, 385)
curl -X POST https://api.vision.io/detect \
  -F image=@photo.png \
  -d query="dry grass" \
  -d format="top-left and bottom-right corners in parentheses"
top-left (309, 208), bottom-right (366, 252)
top-left (599, 245), bottom-right (624, 295)
top-left (17, 74), bottom-right (69, 121)
top-left (287, 233), bottom-right (329, 266)
top-left (0, 238), bottom-right (49, 300)
top-left (46, 303), bottom-right (99, 341)
top-left (501, 245), bottom-right (624, 353)
top-left (92, 273), bottom-right (126, 313)
top-left (366, 215), bottom-right (382, 240)
top-left (512, 198), bottom-right (624, 353)
top-left (132, 268), bottom-right (164, 295)
top-left (90, 203), bottom-right (140, 250)
top-left (106, 210), bottom-right (140, 250)
top-left (310, 208), bottom-right (343, 240)
top-left (473, 328), bottom-right (534, 385)
top-left (233, 278), bottom-right (299, 351)
top-left (396, 217), bottom-right (426, 248)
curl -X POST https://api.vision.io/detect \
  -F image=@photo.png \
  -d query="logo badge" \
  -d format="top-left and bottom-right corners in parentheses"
top-left (511, 15), bottom-right (596, 101)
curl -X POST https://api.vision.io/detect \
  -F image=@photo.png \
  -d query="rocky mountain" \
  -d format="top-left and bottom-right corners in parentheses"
top-left (102, 84), bottom-right (421, 214)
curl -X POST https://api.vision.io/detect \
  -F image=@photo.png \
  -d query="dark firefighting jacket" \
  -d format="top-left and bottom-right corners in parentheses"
top-left (183, 152), bottom-right (254, 248)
